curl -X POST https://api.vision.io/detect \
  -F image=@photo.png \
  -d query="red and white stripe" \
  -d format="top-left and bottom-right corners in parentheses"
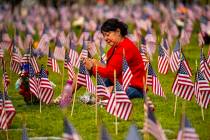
top-left (158, 56), bottom-right (169, 74)
top-left (122, 67), bottom-right (133, 91)
top-left (152, 77), bottom-right (165, 97)
top-left (69, 49), bottom-right (79, 68)
top-left (106, 92), bottom-right (132, 120)
top-left (30, 56), bottom-right (39, 73)
top-left (200, 58), bottom-right (210, 82)
top-left (39, 78), bottom-right (54, 104)
top-left (170, 51), bottom-right (180, 72)
top-left (29, 77), bottom-right (39, 98)
top-left (172, 74), bottom-right (194, 101)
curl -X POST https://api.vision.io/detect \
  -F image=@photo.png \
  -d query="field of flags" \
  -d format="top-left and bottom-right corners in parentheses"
top-left (0, 2), bottom-right (210, 140)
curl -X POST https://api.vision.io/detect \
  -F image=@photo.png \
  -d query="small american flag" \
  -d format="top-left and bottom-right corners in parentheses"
top-left (39, 65), bottom-right (54, 104)
top-left (158, 45), bottom-right (169, 74)
top-left (47, 50), bottom-right (60, 74)
top-left (181, 54), bottom-right (192, 77)
top-left (99, 42), bottom-right (107, 64)
top-left (200, 49), bottom-right (210, 82)
top-left (97, 73), bottom-right (110, 99)
top-left (106, 81), bottom-right (132, 120)
top-left (29, 64), bottom-right (39, 98)
top-left (64, 51), bottom-right (75, 80)
top-left (0, 93), bottom-right (16, 130)
top-left (63, 117), bottom-right (81, 140)
top-left (139, 46), bottom-right (149, 71)
top-left (54, 37), bottom-right (65, 61)
top-left (77, 61), bottom-right (95, 93)
top-left (10, 43), bottom-right (21, 74)
top-left (172, 60), bottom-right (194, 101)
top-left (147, 63), bottom-right (165, 97)
top-left (122, 55), bottom-right (133, 91)
top-left (177, 115), bottom-right (199, 140)
top-left (143, 98), bottom-right (167, 140)
top-left (180, 29), bottom-right (190, 46)
top-left (194, 70), bottom-right (210, 109)
top-left (3, 71), bottom-right (10, 92)
top-left (79, 39), bottom-right (88, 60)
top-left (69, 41), bottom-right (79, 68)
top-left (170, 40), bottom-right (181, 73)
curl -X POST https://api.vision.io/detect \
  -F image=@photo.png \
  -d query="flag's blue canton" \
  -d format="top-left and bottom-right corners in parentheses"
top-left (159, 46), bottom-right (165, 57)
top-left (148, 63), bottom-right (156, 76)
top-left (97, 73), bottom-right (105, 86)
top-left (197, 70), bottom-right (205, 81)
top-left (29, 64), bottom-right (35, 78)
top-left (82, 39), bottom-right (87, 50)
top-left (56, 37), bottom-right (62, 48)
top-left (163, 38), bottom-right (169, 50)
top-left (123, 56), bottom-right (129, 72)
top-left (79, 61), bottom-right (88, 75)
top-left (116, 81), bottom-right (124, 92)
top-left (39, 66), bottom-right (48, 78)
top-left (178, 61), bottom-right (188, 75)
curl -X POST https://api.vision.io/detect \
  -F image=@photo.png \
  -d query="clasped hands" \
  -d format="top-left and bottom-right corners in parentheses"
top-left (83, 58), bottom-right (97, 70)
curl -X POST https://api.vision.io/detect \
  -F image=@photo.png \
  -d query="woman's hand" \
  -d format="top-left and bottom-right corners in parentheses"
top-left (84, 58), bottom-right (94, 70)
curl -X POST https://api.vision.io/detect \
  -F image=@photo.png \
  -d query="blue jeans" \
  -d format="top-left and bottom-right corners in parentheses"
top-left (104, 78), bottom-right (144, 99)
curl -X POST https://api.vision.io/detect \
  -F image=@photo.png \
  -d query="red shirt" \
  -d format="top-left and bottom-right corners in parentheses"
top-left (92, 38), bottom-right (145, 89)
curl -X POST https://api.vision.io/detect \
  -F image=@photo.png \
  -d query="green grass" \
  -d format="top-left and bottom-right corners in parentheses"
top-left (0, 30), bottom-right (210, 140)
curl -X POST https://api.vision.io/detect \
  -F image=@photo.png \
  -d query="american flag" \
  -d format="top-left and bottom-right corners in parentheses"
top-left (97, 73), bottom-right (110, 99)
top-left (29, 64), bottom-right (39, 98)
top-left (11, 44), bottom-right (21, 74)
top-left (143, 98), bottom-right (167, 140)
top-left (161, 38), bottom-right (170, 57)
top-left (37, 32), bottom-right (49, 56)
top-left (69, 40), bottom-right (79, 68)
top-left (79, 39), bottom-right (88, 60)
top-left (106, 81), bottom-right (132, 120)
top-left (181, 54), bottom-right (192, 77)
top-left (147, 63), bottom-right (165, 97)
top-left (194, 70), bottom-right (210, 109)
top-left (21, 48), bottom-right (39, 74)
top-left (99, 42), bottom-right (107, 64)
top-left (180, 29), bottom-right (190, 46)
top-left (170, 40), bottom-right (181, 73)
top-left (177, 115), bottom-right (199, 140)
top-left (200, 49), bottom-right (210, 82)
top-left (122, 55), bottom-right (133, 90)
top-left (0, 93), bottom-right (16, 130)
top-left (139, 46), bottom-right (149, 71)
top-left (39, 65), bottom-right (54, 104)
top-left (77, 61), bottom-right (95, 93)
top-left (22, 125), bottom-right (29, 140)
top-left (54, 37), bottom-right (65, 61)
top-left (3, 71), bottom-right (10, 92)
top-left (47, 50), bottom-right (60, 74)
top-left (64, 51), bottom-right (75, 80)
top-left (63, 117), bottom-right (80, 140)
top-left (158, 45), bottom-right (169, 74)
top-left (172, 60), bottom-right (194, 101)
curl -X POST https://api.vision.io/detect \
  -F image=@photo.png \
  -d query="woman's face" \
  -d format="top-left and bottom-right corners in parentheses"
top-left (102, 30), bottom-right (121, 46)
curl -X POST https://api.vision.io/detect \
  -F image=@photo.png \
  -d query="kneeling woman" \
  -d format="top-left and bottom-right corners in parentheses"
top-left (85, 18), bottom-right (145, 99)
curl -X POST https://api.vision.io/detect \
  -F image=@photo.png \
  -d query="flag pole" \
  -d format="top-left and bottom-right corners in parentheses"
top-left (95, 65), bottom-right (98, 126)
top-left (114, 69), bottom-right (118, 135)
top-left (71, 73), bottom-right (78, 116)
top-left (2, 60), bottom-right (9, 140)
top-left (196, 58), bottom-right (205, 121)
top-left (173, 45), bottom-right (182, 117)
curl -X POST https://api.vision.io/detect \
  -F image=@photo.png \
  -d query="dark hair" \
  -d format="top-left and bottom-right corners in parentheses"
top-left (101, 18), bottom-right (128, 37)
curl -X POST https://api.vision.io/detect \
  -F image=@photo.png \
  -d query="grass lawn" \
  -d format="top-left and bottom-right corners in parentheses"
top-left (0, 30), bottom-right (209, 140)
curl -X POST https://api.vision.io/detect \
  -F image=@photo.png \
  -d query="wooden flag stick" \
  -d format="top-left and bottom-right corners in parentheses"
top-left (71, 74), bottom-right (78, 116)
top-left (173, 96), bottom-right (178, 117)
top-left (95, 65), bottom-right (98, 126)
top-left (114, 70), bottom-right (118, 135)
top-left (196, 59), bottom-right (205, 121)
